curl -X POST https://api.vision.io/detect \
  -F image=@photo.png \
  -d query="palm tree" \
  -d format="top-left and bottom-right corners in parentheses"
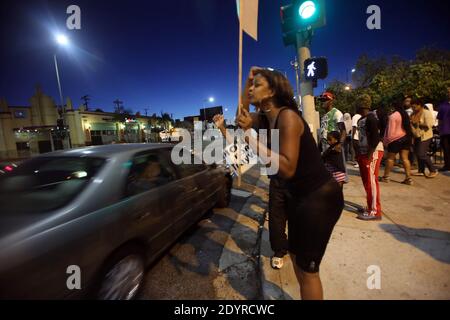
top-left (161, 113), bottom-right (173, 130)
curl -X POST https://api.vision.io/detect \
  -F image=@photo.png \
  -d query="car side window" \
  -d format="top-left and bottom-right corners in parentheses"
top-left (175, 154), bottom-right (207, 179)
top-left (125, 152), bottom-right (176, 197)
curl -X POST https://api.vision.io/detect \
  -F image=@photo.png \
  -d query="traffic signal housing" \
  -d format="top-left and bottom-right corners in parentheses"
top-left (280, 0), bottom-right (326, 47)
top-left (295, 0), bottom-right (326, 31)
top-left (281, 4), bottom-right (296, 47)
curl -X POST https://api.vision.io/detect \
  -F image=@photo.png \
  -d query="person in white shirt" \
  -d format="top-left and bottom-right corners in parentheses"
top-left (343, 113), bottom-right (352, 161)
top-left (425, 103), bottom-right (439, 128)
top-left (318, 92), bottom-right (346, 153)
top-left (351, 113), bottom-right (362, 167)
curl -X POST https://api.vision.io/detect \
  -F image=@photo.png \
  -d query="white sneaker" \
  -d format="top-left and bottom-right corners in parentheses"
top-left (353, 163), bottom-right (359, 168)
top-left (271, 257), bottom-right (284, 270)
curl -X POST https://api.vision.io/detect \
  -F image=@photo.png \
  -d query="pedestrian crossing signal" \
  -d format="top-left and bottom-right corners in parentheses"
top-left (304, 57), bottom-right (328, 80)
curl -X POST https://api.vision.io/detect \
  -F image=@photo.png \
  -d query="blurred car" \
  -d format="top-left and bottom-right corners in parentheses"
top-left (0, 161), bottom-right (21, 175)
top-left (0, 144), bottom-right (232, 299)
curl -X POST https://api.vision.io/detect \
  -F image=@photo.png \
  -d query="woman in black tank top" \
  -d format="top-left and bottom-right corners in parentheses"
top-left (224, 67), bottom-right (344, 300)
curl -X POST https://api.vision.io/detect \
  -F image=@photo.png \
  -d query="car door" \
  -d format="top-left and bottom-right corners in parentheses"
top-left (198, 164), bottom-right (223, 213)
top-left (122, 150), bottom-right (183, 259)
top-left (163, 151), bottom-right (211, 238)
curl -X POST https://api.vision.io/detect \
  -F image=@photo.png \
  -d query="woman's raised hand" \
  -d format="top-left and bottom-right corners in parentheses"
top-left (237, 108), bottom-right (253, 131)
top-left (248, 66), bottom-right (263, 82)
top-left (213, 114), bottom-right (225, 129)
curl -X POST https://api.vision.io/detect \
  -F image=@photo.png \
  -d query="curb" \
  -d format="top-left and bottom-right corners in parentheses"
top-left (215, 176), bottom-right (269, 299)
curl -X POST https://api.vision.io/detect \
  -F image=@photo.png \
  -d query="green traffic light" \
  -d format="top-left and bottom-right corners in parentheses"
top-left (299, 1), bottom-right (317, 20)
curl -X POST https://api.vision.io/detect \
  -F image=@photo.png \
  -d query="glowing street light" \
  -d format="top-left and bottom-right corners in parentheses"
top-left (202, 97), bottom-right (215, 128)
top-left (53, 34), bottom-right (71, 110)
top-left (52, 33), bottom-right (73, 148)
top-left (55, 34), bottom-right (69, 46)
top-left (347, 68), bottom-right (356, 84)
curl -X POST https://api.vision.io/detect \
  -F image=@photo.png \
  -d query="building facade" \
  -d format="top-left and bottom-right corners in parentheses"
top-left (0, 88), bottom-right (164, 160)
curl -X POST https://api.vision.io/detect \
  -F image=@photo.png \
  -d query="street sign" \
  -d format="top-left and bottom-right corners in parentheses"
top-left (304, 57), bottom-right (328, 80)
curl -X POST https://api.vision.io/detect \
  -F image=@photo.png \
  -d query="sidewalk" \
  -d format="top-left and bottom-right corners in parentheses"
top-left (258, 165), bottom-right (450, 300)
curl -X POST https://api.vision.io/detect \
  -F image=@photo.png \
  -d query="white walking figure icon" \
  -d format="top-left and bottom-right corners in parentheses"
top-left (307, 61), bottom-right (317, 77)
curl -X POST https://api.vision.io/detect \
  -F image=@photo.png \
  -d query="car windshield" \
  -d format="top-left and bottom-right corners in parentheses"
top-left (0, 157), bottom-right (105, 214)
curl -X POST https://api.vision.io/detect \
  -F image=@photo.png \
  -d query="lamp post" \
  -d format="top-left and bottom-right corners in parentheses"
top-left (53, 34), bottom-right (72, 149)
top-left (346, 68), bottom-right (356, 85)
top-left (203, 97), bottom-right (215, 130)
top-left (54, 34), bottom-right (69, 112)
top-left (54, 34), bottom-right (68, 113)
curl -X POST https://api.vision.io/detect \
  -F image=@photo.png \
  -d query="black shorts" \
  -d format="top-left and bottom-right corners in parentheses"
top-left (387, 136), bottom-right (411, 154)
top-left (286, 178), bottom-right (344, 273)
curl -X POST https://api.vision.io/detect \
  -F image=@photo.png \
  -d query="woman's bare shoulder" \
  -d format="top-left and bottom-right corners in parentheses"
top-left (279, 108), bottom-right (302, 123)
top-left (278, 108), bottom-right (304, 132)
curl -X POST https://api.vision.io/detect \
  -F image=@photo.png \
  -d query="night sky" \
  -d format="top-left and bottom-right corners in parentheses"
top-left (1, 0), bottom-right (449, 121)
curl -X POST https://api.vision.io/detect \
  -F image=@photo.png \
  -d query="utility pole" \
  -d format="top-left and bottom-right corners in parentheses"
top-left (297, 29), bottom-right (318, 142)
top-left (290, 56), bottom-right (301, 110)
top-left (113, 99), bottom-right (123, 113)
top-left (281, 0), bottom-right (326, 143)
top-left (81, 95), bottom-right (91, 111)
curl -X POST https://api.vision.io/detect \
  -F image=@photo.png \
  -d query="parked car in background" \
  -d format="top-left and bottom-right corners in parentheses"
top-left (0, 144), bottom-right (232, 299)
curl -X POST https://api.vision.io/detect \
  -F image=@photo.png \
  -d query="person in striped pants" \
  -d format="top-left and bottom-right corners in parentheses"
top-left (354, 95), bottom-right (384, 221)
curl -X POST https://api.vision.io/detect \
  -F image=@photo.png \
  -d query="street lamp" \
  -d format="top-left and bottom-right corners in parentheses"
top-left (346, 68), bottom-right (356, 85)
top-left (346, 68), bottom-right (356, 84)
top-left (203, 97), bottom-right (215, 128)
top-left (56, 34), bottom-right (69, 46)
top-left (345, 85), bottom-right (351, 91)
top-left (54, 34), bottom-right (70, 111)
top-left (53, 33), bottom-right (72, 149)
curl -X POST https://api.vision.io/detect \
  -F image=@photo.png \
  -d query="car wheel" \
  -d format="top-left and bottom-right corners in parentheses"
top-left (96, 248), bottom-right (145, 300)
top-left (216, 178), bottom-right (232, 208)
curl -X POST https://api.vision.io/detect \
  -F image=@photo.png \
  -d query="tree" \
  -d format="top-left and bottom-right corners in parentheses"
top-left (328, 48), bottom-right (450, 113)
top-left (322, 80), bottom-right (358, 114)
top-left (353, 54), bottom-right (389, 88)
top-left (161, 112), bottom-right (174, 129)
